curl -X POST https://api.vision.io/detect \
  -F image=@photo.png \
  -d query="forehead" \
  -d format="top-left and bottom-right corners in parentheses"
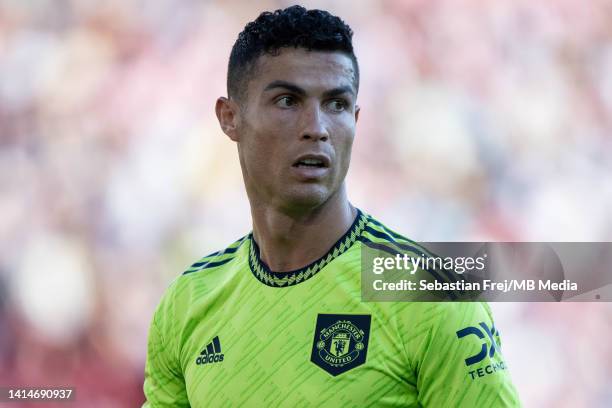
top-left (249, 48), bottom-right (357, 95)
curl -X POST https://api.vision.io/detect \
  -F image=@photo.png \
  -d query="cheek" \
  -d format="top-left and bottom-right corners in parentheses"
top-left (332, 129), bottom-right (355, 179)
top-left (334, 125), bottom-right (355, 161)
top-left (244, 140), bottom-right (273, 177)
top-left (241, 125), bottom-right (285, 174)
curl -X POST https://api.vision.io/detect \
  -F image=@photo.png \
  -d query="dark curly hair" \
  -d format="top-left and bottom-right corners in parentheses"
top-left (227, 5), bottom-right (359, 103)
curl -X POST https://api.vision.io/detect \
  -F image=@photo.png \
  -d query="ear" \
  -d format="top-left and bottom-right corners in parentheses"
top-left (355, 104), bottom-right (360, 123)
top-left (215, 97), bottom-right (240, 142)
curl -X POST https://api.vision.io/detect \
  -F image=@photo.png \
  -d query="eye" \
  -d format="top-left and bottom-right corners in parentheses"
top-left (326, 99), bottom-right (348, 112)
top-left (275, 96), bottom-right (297, 108)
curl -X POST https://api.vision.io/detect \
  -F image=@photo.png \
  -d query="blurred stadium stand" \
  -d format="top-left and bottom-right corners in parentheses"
top-left (0, 0), bottom-right (611, 406)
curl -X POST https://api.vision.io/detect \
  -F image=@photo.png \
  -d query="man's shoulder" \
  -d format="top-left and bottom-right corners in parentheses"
top-left (158, 235), bottom-right (250, 302)
top-left (360, 212), bottom-right (430, 256)
top-left (181, 234), bottom-right (250, 277)
top-left (361, 213), bottom-right (414, 243)
top-left (153, 234), bottom-right (250, 317)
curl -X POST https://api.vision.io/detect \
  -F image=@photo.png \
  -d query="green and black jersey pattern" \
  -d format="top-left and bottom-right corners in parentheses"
top-left (143, 209), bottom-right (520, 407)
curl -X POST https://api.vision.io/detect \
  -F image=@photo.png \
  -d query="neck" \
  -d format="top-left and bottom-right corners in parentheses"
top-left (250, 188), bottom-right (357, 272)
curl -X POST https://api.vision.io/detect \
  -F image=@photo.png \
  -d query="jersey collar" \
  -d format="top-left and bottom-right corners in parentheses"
top-left (248, 209), bottom-right (367, 287)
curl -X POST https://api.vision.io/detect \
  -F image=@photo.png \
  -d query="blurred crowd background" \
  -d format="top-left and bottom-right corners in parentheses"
top-left (1, 0), bottom-right (611, 406)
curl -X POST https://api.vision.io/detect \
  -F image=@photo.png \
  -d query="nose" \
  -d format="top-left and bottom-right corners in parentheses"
top-left (300, 103), bottom-right (329, 142)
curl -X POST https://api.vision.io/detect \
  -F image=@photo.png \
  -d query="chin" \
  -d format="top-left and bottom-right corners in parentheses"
top-left (280, 186), bottom-right (331, 212)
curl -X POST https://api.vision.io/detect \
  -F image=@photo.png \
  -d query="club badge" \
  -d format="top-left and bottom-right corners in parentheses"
top-left (310, 314), bottom-right (371, 376)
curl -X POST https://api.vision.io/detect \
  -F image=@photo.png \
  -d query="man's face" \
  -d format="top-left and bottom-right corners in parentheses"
top-left (234, 48), bottom-right (359, 213)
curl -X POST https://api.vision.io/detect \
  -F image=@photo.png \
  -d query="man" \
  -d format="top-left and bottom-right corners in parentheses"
top-left (143, 6), bottom-right (520, 407)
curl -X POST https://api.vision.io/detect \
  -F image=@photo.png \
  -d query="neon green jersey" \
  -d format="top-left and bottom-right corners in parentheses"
top-left (143, 210), bottom-right (520, 407)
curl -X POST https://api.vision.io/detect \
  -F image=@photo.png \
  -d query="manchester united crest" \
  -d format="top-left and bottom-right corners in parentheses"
top-left (311, 314), bottom-right (371, 376)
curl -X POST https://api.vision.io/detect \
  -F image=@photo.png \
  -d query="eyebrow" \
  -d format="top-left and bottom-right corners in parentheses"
top-left (263, 80), bottom-right (355, 98)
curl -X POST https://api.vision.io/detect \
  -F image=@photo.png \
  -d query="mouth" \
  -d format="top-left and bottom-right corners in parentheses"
top-left (292, 154), bottom-right (331, 169)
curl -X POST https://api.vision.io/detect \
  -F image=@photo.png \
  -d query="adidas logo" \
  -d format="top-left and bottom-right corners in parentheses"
top-left (195, 336), bottom-right (224, 365)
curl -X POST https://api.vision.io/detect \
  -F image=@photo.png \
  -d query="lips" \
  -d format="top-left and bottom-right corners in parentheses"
top-left (292, 154), bottom-right (331, 168)
top-left (290, 153), bottom-right (331, 181)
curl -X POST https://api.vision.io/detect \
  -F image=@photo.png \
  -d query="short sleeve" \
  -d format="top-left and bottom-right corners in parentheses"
top-left (142, 289), bottom-right (190, 407)
top-left (411, 302), bottom-right (521, 407)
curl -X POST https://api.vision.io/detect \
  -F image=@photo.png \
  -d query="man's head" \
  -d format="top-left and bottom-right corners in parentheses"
top-left (216, 6), bottom-right (360, 214)
top-left (227, 5), bottom-right (359, 105)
